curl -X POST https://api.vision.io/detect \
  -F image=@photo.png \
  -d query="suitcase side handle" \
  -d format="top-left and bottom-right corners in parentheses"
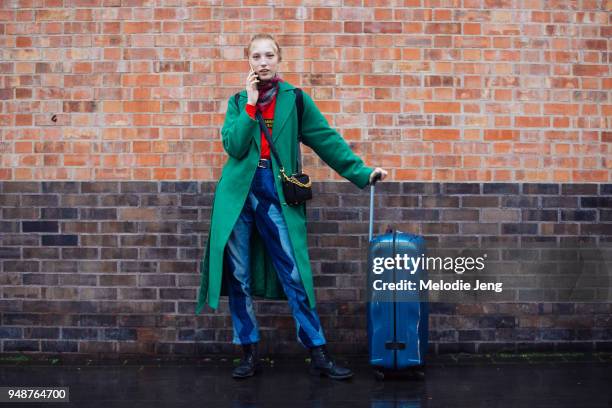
top-left (368, 173), bottom-right (382, 242)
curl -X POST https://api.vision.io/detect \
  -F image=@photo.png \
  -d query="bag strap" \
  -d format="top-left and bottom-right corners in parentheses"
top-left (255, 110), bottom-right (286, 176)
top-left (292, 88), bottom-right (303, 142)
top-left (233, 87), bottom-right (305, 173)
top-left (292, 88), bottom-right (304, 172)
top-left (234, 93), bottom-right (240, 110)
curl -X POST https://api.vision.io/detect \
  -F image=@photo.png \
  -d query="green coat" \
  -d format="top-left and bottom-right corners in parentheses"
top-left (196, 80), bottom-right (374, 314)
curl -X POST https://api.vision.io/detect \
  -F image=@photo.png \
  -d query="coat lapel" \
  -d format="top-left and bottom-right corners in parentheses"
top-left (238, 81), bottom-right (295, 150)
top-left (271, 81), bottom-right (295, 144)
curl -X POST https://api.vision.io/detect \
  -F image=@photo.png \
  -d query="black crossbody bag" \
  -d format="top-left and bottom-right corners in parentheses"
top-left (234, 89), bottom-right (312, 206)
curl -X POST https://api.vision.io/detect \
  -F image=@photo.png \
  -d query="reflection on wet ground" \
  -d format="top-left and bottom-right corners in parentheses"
top-left (0, 353), bottom-right (611, 407)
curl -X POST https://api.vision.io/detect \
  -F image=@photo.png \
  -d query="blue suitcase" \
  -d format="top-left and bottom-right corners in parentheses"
top-left (366, 177), bottom-right (429, 380)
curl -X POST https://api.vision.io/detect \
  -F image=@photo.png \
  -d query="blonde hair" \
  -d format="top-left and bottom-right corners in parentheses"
top-left (244, 33), bottom-right (282, 62)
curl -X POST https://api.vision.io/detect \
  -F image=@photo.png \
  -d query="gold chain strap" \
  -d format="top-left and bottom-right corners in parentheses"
top-left (280, 168), bottom-right (312, 188)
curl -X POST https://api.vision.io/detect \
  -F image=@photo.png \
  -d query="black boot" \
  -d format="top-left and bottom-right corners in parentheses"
top-left (232, 343), bottom-right (259, 379)
top-left (309, 345), bottom-right (353, 380)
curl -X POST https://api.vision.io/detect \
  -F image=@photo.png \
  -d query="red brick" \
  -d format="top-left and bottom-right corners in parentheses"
top-left (424, 102), bottom-right (461, 113)
top-left (423, 129), bottom-right (460, 140)
top-left (572, 64), bottom-right (608, 76)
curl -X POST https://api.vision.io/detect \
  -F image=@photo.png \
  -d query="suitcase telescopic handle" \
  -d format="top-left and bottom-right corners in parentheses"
top-left (368, 172), bottom-right (383, 242)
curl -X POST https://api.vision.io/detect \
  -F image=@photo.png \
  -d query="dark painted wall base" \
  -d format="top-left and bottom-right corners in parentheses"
top-left (1, 181), bottom-right (611, 355)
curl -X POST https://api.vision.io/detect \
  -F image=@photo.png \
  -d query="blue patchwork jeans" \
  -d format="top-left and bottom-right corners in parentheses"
top-left (223, 165), bottom-right (326, 348)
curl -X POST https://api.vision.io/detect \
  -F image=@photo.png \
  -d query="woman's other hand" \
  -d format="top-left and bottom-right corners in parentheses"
top-left (369, 167), bottom-right (388, 185)
top-left (246, 67), bottom-right (259, 105)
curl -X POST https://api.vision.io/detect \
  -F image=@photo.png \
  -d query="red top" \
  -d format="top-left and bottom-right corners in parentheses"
top-left (245, 95), bottom-right (276, 160)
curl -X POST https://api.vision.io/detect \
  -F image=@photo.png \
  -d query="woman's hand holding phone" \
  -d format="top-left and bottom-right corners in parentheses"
top-left (246, 67), bottom-right (259, 106)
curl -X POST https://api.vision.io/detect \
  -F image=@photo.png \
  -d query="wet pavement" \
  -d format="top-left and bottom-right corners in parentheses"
top-left (0, 353), bottom-right (611, 407)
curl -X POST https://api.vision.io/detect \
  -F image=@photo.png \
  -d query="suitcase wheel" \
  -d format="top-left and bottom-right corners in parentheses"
top-left (409, 368), bottom-right (426, 381)
top-left (372, 368), bottom-right (425, 381)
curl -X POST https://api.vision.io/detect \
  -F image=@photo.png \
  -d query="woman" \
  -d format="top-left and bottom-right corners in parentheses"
top-left (196, 33), bottom-right (388, 380)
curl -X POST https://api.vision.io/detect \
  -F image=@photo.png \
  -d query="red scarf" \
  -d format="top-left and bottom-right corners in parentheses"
top-left (255, 72), bottom-right (283, 111)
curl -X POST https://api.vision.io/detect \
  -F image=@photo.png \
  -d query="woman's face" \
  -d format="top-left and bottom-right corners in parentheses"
top-left (248, 39), bottom-right (280, 81)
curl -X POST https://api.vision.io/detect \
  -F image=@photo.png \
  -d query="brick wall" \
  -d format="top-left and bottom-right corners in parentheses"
top-left (0, 3), bottom-right (611, 357)
top-left (0, 4), bottom-right (609, 182)
top-left (1, 181), bottom-right (611, 356)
